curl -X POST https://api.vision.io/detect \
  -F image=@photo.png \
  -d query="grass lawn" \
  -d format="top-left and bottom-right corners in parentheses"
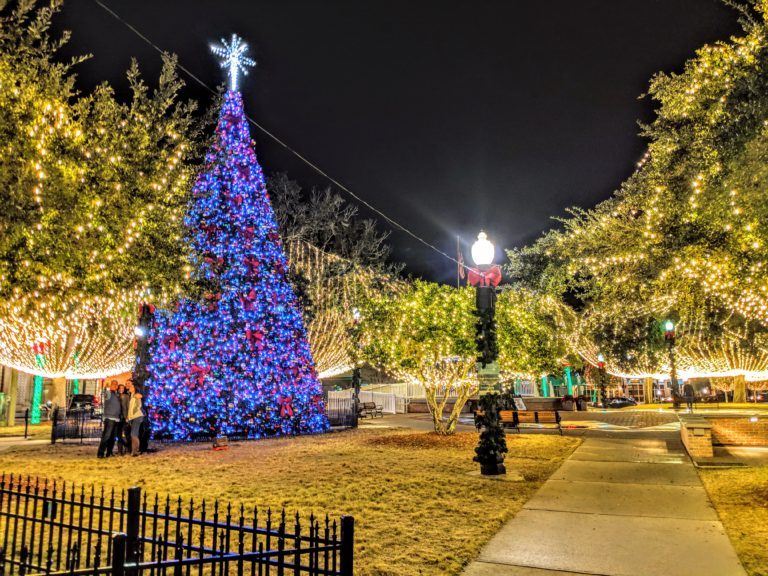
top-left (0, 428), bottom-right (579, 576)
top-left (698, 467), bottom-right (768, 576)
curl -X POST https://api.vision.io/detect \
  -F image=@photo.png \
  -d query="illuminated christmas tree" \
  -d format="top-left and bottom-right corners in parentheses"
top-left (147, 35), bottom-right (329, 440)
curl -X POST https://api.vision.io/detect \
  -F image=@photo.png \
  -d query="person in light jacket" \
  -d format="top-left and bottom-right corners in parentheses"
top-left (126, 384), bottom-right (145, 457)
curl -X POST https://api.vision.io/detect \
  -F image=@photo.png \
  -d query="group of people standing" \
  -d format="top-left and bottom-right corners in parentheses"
top-left (97, 380), bottom-right (145, 458)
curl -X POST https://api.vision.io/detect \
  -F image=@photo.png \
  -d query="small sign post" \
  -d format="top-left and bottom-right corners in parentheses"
top-left (477, 361), bottom-right (500, 395)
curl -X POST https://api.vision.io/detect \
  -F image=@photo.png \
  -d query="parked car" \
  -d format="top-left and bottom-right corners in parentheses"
top-left (68, 393), bottom-right (99, 411)
top-left (605, 397), bottom-right (638, 409)
top-left (748, 391), bottom-right (768, 402)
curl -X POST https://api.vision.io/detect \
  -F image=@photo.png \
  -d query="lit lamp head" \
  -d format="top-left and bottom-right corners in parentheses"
top-left (664, 319), bottom-right (675, 340)
top-left (596, 353), bottom-right (605, 369)
top-left (471, 231), bottom-right (495, 267)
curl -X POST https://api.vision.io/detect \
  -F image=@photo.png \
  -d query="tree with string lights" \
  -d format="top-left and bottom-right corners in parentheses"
top-left (146, 35), bottom-right (329, 440)
top-left (508, 1), bottom-right (768, 388)
top-left (356, 280), bottom-right (477, 435)
top-left (0, 1), bottom-right (204, 393)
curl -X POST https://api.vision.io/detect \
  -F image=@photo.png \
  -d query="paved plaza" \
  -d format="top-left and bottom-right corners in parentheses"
top-left (462, 436), bottom-right (746, 576)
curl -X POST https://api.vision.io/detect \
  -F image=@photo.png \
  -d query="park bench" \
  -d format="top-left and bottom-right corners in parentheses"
top-left (498, 409), bottom-right (563, 435)
top-left (358, 401), bottom-right (383, 418)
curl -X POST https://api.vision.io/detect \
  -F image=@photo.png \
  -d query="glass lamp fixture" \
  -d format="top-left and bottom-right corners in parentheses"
top-left (471, 231), bottom-right (495, 266)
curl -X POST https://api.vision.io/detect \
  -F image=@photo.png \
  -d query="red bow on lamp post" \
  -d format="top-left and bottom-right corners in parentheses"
top-left (467, 265), bottom-right (502, 287)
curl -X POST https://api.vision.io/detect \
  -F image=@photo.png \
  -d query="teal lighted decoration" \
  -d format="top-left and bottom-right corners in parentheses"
top-left (564, 366), bottom-right (573, 395)
top-left (72, 351), bottom-right (80, 395)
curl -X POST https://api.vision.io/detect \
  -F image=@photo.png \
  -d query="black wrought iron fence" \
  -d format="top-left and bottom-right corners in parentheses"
top-left (50, 410), bottom-right (103, 445)
top-left (0, 474), bottom-right (353, 576)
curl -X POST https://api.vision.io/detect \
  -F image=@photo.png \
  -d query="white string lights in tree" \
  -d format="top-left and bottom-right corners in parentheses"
top-left (285, 239), bottom-right (399, 378)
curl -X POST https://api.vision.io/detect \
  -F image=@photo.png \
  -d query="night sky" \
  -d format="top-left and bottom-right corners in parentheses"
top-left (55, 0), bottom-right (741, 281)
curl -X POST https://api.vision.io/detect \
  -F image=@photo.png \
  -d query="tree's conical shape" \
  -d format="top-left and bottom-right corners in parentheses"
top-left (147, 91), bottom-right (330, 440)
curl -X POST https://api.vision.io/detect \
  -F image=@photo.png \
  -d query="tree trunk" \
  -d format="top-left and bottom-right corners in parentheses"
top-left (643, 377), bottom-right (654, 405)
top-left (50, 377), bottom-right (67, 409)
top-left (733, 374), bottom-right (746, 403)
top-left (424, 386), bottom-right (443, 433)
top-left (424, 384), bottom-right (475, 435)
top-left (6, 369), bottom-right (18, 426)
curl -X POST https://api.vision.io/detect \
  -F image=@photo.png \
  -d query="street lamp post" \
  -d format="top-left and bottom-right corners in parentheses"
top-left (664, 320), bottom-right (680, 409)
top-left (469, 231), bottom-right (505, 477)
top-left (469, 231), bottom-right (500, 369)
top-left (596, 353), bottom-right (608, 409)
top-left (351, 307), bottom-right (362, 428)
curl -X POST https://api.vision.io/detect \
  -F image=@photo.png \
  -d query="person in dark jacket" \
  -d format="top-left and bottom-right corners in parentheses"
top-left (117, 383), bottom-right (131, 455)
top-left (97, 380), bottom-right (122, 458)
top-left (683, 382), bottom-right (695, 411)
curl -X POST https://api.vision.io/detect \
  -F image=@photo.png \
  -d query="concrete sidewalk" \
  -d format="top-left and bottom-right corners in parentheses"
top-left (463, 437), bottom-right (746, 576)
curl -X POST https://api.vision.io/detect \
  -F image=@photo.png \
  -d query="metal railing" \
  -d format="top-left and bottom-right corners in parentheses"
top-left (0, 474), bottom-right (353, 576)
top-left (50, 409), bottom-right (103, 445)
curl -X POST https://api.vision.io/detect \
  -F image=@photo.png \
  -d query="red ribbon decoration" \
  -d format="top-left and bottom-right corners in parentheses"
top-left (245, 328), bottom-right (265, 350)
top-left (467, 265), bottom-right (502, 287)
top-left (204, 292), bottom-right (222, 312)
top-left (204, 256), bottom-right (225, 268)
top-left (190, 365), bottom-right (211, 386)
top-left (279, 396), bottom-right (294, 417)
top-left (243, 256), bottom-right (260, 277)
top-left (311, 395), bottom-right (323, 410)
top-left (239, 289), bottom-right (257, 311)
top-left (163, 334), bottom-right (180, 351)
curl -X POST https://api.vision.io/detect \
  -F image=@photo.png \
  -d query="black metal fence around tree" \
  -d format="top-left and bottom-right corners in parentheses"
top-left (50, 392), bottom-right (355, 446)
top-left (50, 409), bottom-right (102, 445)
top-left (0, 473), bottom-right (353, 576)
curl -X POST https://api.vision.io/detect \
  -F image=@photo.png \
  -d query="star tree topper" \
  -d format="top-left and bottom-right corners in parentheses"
top-left (210, 33), bottom-right (256, 91)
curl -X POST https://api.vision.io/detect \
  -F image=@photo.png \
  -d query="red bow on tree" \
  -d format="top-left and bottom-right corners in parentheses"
top-left (245, 328), bottom-right (265, 350)
top-left (267, 232), bottom-right (280, 242)
top-left (163, 334), bottom-right (180, 351)
top-left (204, 256), bottom-right (225, 268)
top-left (238, 165), bottom-right (251, 179)
top-left (243, 256), bottom-right (260, 277)
top-left (204, 292), bottom-right (222, 312)
top-left (190, 365), bottom-right (211, 385)
top-left (468, 265), bottom-right (502, 287)
top-left (311, 395), bottom-right (323, 410)
top-left (244, 226), bottom-right (255, 240)
top-left (278, 396), bottom-right (294, 417)
top-left (239, 289), bottom-right (257, 311)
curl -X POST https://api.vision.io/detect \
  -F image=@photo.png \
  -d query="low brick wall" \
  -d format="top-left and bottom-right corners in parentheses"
top-left (709, 414), bottom-right (768, 447)
top-left (680, 417), bottom-right (714, 458)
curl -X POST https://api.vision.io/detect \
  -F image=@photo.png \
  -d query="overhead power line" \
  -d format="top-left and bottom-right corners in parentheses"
top-left (91, 0), bottom-right (469, 271)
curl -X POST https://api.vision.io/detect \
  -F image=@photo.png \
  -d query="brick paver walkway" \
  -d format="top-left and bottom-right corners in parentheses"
top-left (560, 410), bottom-right (678, 429)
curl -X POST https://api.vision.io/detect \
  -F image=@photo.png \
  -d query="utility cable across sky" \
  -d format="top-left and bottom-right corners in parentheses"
top-left (91, 0), bottom-right (470, 272)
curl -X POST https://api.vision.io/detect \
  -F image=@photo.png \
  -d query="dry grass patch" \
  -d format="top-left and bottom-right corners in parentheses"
top-left (0, 428), bottom-right (578, 576)
top-left (699, 467), bottom-right (768, 576)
